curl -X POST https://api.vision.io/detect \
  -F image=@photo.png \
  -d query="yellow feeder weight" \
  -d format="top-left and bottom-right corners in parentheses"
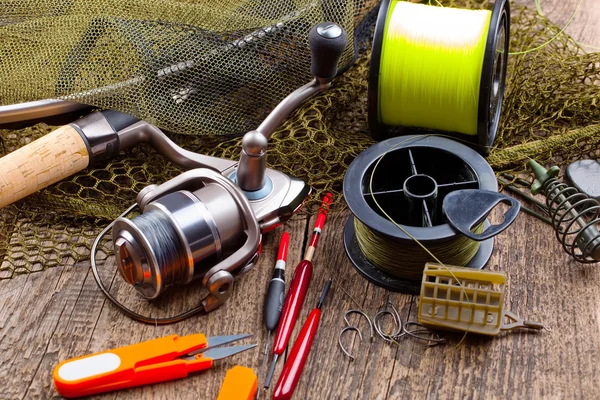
top-left (418, 263), bottom-right (544, 335)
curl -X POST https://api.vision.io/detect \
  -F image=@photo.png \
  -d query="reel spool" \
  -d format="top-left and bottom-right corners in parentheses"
top-left (92, 169), bottom-right (262, 323)
top-left (368, 0), bottom-right (509, 154)
top-left (112, 170), bottom-right (260, 303)
top-left (343, 135), bottom-right (498, 294)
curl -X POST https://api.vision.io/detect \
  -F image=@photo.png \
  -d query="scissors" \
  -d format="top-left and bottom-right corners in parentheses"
top-left (53, 333), bottom-right (256, 398)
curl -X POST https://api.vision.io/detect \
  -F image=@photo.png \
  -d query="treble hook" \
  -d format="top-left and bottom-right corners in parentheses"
top-left (338, 310), bottom-right (374, 360)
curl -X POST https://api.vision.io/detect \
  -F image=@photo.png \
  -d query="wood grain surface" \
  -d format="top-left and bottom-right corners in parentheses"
top-left (1, 1), bottom-right (599, 399)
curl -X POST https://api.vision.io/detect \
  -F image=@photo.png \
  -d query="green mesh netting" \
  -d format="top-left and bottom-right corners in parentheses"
top-left (0, 0), bottom-right (364, 135)
top-left (0, 0), bottom-right (599, 278)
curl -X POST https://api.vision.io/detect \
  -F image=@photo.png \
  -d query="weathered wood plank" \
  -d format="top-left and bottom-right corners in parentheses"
top-left (11, 213), bottom-right (310, 400)
top-left (0, 1), bottom-right (599, 400)
top-left (530, 0), bottom-right (600, 50)
top-left (292, 208), bottom-right (600, 400)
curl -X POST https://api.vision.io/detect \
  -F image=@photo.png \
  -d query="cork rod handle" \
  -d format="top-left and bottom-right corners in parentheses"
top-left (0, 124), bottom-right (90, 208)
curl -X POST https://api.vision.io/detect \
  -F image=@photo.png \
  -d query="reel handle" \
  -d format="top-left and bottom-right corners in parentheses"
top-left (236, 22), bottom-right (347, 192)
top-left (308, 22), bottom-right (348, 82)
top-left (0, 124), bottom-right (89, 208)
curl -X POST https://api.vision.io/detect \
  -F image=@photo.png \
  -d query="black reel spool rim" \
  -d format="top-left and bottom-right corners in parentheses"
top-left (366, 0), bottom-right (390, 141)
top-left (343, 135), bottom-right (497, 293)
top-left (367, 0), bottom-right (510, 155)
top-left (478, 0), bottom-right (510, 152)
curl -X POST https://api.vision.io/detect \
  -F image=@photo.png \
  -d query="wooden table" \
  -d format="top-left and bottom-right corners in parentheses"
top-left (1, 1), bottom-right (599, 399)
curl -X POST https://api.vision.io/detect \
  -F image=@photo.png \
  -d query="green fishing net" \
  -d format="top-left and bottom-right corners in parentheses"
top-left (0, 0), bottom-right (598, 278)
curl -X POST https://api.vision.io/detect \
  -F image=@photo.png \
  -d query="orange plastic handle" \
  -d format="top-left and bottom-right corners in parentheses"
top-left (53, 334), bottom-right (212, 398)
top-left (217, 366), bottom-right (258, 400)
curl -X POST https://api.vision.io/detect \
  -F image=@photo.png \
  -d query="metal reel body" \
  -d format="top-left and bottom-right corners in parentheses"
top-left (343, 135), bottom-right (498, 293)
top-left (112, 168), bottom-right (262, 312)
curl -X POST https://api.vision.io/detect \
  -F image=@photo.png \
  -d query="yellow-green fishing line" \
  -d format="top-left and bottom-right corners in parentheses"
top-left (378, 1), bottom-right (491, 135)
top-left (354, 218), bottom-right (484, 281)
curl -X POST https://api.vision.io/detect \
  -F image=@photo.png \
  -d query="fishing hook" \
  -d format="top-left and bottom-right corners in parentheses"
top-left (338, 309), bottom-right (374, 360)
top-left (403, 321), bottom-right (446, 346)
top-left (374, 301), bottom-right (402, 343)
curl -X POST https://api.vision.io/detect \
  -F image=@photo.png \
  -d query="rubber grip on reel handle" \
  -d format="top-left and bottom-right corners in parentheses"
top-left (0, 124), bottom-right (89, 208)
top-left (308, 22), bottom-right (348, 81)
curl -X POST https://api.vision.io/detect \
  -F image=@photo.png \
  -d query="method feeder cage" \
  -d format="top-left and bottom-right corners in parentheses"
top-left (418, 263), bottom-right (544, 335)
top-left (529, 160), bottom-right (600, 263)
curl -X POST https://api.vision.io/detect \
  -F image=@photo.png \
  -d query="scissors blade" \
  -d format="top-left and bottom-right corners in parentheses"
top-left (187, 334), bottom-right (253, 357)
top-left (203, 343), bottom-right (257, 361)
top-left (184, 343), bottom-right (257, 362)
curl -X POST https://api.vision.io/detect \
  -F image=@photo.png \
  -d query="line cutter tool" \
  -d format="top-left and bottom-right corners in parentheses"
top-left (53, 333), bottom-right (256, 398)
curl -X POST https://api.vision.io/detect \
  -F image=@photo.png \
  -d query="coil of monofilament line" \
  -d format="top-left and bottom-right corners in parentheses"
top-left (368, 0), bottom-right (509, 154)
top-left (343, 135), bottom-right (506, 294)
top-left (343, 0), bottom-right (511, 293)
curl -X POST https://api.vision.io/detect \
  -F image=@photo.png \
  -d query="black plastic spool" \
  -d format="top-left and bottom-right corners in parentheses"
top-left (343, 136), bottom-right (498, 294)
top-left (367, 0), bottom-right (510, 155)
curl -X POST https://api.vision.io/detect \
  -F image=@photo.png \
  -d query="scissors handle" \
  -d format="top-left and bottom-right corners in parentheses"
top-left (53, 334), bottom-right (210, 398)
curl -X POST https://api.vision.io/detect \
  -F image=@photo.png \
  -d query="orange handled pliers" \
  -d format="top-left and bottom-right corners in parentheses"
top-left (53, 333), bottom-right (255, 398)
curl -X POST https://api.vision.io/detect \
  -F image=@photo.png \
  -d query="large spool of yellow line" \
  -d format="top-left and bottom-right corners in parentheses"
top-left (368, 0), bottom-right (509, 154)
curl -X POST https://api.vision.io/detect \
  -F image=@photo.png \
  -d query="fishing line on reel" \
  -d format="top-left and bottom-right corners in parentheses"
top-left (362, 136), bottom-right (485, 275)
top-left (343, 135), bottom-right (499, 294)
top-left (354, 218), bottom-right (484, 281)
top-left (91, 204), bottom-right (209, 325)
top-left (368, 0), bottom-right (509, 153)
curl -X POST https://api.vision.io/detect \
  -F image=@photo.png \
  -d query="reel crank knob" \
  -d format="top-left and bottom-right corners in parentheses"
top-left (308, 22), bottom-right (348, 82)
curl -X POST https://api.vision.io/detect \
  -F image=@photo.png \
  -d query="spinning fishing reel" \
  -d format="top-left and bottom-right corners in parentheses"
top-left (90, 23), bottom-right (348, 323)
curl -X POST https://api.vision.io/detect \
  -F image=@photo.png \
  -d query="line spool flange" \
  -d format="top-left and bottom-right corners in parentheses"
top-left (343, 135), bottom-right (498, 293)
top-left (367, 0), bottom-right (510, 154)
